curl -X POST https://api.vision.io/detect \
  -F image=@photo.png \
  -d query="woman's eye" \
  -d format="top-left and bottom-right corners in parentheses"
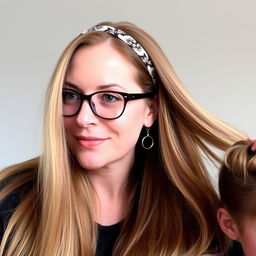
top-left (102, 93), bottom-right (121, 102)
top-left (63, 91), bottom-right (79, 101)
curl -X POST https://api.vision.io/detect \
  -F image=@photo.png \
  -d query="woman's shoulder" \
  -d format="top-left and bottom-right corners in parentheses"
top-left (0, 158), bottom-right (38, 193)
top-left (0, 158), bottom-right (38, 201)
top-left (0, 180), bottom-right (34, 240)
top-left (0, 158), bottom-right (38, 182)
top-left (0, 158), bottom-right (38, 239)
top-left (0, 182), bottom-right (31, 217)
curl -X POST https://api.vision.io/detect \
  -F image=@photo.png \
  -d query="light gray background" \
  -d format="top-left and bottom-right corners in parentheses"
top-left (0, 0), bottom-right (255, 170)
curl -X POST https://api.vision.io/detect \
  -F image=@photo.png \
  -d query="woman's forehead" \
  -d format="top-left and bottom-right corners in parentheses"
top-left (65, 42), bottom-right (142, 93)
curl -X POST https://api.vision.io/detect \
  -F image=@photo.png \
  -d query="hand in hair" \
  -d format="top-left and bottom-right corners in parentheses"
top-left (247, 137), bottom-right (256, 151)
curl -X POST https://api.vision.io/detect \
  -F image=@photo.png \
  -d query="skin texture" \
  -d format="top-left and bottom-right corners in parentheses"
top-left (238, 217), bottom-right (256, 256)
top-left (217, 208), bottom-right (256, 256)
top-left (64, 40), bottom-right (157, 225)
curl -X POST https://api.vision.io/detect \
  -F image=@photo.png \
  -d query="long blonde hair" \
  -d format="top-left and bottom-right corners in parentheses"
top-left (0, 21), bottom-right (245, 255)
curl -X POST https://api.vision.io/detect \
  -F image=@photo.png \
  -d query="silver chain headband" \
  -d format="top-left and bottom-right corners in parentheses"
top-left (81, 25), bottom-right (157, 85)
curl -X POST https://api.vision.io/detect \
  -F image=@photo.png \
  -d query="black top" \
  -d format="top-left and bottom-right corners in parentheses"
top-left (96, 222), bottom-right (120, 256)
top-left (0, 185), bottom-right (244, 256)
top-left (0, 185), bottom-right (27, 240)
top-left (0, 185), bottom-right (120, 256)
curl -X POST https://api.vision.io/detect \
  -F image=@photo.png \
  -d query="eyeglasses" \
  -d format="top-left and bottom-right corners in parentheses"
top-left (62, 88), bottom-right (155, 120)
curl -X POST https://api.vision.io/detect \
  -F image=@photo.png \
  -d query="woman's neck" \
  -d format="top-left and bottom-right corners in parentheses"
top-left (87, 156), bottom-right (134, 226)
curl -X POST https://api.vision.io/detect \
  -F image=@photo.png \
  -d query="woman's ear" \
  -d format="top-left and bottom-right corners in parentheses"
top-left (217, 208), bottom-right (240, 240)
top-left (144, 95), bottom-right (158, 127)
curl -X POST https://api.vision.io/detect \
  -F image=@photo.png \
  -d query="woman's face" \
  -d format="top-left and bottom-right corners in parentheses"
top-left (64, 41), bottom-right (157, 171)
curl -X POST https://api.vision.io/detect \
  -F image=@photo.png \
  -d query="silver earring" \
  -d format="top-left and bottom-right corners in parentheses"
top-left (142, 127), bottom-right (154, 150)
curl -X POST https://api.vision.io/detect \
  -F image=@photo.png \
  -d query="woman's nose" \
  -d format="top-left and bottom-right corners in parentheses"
top-left (76, 100), bottom-right (98, 126)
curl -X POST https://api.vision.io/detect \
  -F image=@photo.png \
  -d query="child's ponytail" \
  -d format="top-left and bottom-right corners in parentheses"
top-left (223, 140), bottom-right (256, 177)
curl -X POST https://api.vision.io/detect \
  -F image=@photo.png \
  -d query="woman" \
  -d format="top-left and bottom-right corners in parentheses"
top-left (0, 21), bottom-right (246, 255)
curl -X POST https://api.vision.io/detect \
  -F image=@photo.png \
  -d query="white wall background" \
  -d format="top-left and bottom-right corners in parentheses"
top-left (0, 0), bottom-right (255, 170)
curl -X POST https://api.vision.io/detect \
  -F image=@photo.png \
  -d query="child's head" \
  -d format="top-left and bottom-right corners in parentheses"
top-left (217, 140), bottom-right (256, 256)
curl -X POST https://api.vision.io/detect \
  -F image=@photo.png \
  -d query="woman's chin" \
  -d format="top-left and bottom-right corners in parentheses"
top-left (77, 158), bottom-right (105, 171)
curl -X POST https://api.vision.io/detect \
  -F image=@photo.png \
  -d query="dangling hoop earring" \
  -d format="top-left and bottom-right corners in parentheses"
top-left (142, 127), bottom-right (154, 150)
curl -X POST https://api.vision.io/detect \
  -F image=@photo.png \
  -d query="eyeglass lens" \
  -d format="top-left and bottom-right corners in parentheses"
top-left (62, 90), bottom-right (125, 119)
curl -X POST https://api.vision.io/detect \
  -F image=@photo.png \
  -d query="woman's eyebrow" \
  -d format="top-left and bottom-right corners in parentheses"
top-left (64, 81), bottom-right (80, 90)
top-left (64, 81), bottom-right (127, 91)
top-left (96, 84), bottom-right (127, 91)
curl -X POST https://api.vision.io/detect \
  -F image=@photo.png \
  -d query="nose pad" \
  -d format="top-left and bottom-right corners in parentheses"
top-left (91, 100), bottom-right (97, 113)
top-left (76, 100), bottom-right (98, 125)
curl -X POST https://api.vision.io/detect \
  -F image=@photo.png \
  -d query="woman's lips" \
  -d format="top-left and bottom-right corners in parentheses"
top-left (76, 136), bottom-right (108, 148)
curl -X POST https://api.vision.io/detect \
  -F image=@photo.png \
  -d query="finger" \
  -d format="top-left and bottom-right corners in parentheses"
top-left (251, 143), bottom-right (256, 152)
top-left (247, 137), bottom-right (256, 142)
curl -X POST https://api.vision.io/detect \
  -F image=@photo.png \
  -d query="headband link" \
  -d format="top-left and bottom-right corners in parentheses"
top-left (82, 25), bottom-right (157, 85)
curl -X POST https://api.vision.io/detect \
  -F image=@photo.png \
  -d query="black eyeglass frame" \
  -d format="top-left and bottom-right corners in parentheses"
top-left (62, 88), bottom-right (155, 120)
